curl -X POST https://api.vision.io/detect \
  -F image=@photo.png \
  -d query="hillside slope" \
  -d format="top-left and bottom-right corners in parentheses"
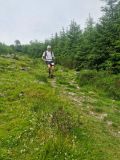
top-left (0, 55), bottom-right (120, 160)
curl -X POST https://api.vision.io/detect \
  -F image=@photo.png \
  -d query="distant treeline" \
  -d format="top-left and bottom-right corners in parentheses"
top-left (0, 0), bottom-right (120, 73)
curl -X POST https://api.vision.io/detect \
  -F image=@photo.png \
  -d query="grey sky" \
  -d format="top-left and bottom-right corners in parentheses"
top-left (0, 0), bottom-right (104, 44)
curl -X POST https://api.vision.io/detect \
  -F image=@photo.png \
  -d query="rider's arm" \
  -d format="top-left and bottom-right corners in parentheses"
top-left (52, 52), bottom-right (55, 60)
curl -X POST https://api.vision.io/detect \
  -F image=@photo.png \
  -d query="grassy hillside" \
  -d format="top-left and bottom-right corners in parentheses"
top-left (0, 54), bottom-right (120, 160)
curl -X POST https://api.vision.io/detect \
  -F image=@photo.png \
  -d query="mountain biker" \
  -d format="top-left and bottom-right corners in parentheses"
top-left (42, 45), bottom-right (55, 78)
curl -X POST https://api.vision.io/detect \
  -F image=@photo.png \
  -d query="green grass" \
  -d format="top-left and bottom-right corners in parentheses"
top-left (0, 55), bottom-right (120, 160)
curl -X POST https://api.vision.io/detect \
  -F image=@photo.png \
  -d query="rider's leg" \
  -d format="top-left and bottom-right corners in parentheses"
top-left (51, 65), bottom-right (55, 77)
top-left (48, 64), bottom-right (51, 77)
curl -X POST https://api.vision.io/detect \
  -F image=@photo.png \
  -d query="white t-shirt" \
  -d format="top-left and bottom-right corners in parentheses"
top-left (42, 51), bottom-right (55, 61)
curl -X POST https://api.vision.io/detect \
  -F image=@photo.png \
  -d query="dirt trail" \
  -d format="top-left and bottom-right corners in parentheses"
top-left (49, 78), bottom-right (57, 88)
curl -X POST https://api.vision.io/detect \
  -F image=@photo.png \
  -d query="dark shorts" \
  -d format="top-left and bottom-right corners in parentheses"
top-left (46, 61), bottom-right (55, 66)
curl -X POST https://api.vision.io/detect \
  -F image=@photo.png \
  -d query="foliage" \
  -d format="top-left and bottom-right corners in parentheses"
top-left (47, 0), bottom-right (120, 73)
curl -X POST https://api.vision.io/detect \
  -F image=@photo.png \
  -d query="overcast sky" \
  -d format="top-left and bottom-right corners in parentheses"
top-left (0, 0), bottom-right (104, 45)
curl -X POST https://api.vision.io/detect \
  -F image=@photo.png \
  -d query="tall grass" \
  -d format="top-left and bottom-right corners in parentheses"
top-left (77, 70), bottom-right (120, 100)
